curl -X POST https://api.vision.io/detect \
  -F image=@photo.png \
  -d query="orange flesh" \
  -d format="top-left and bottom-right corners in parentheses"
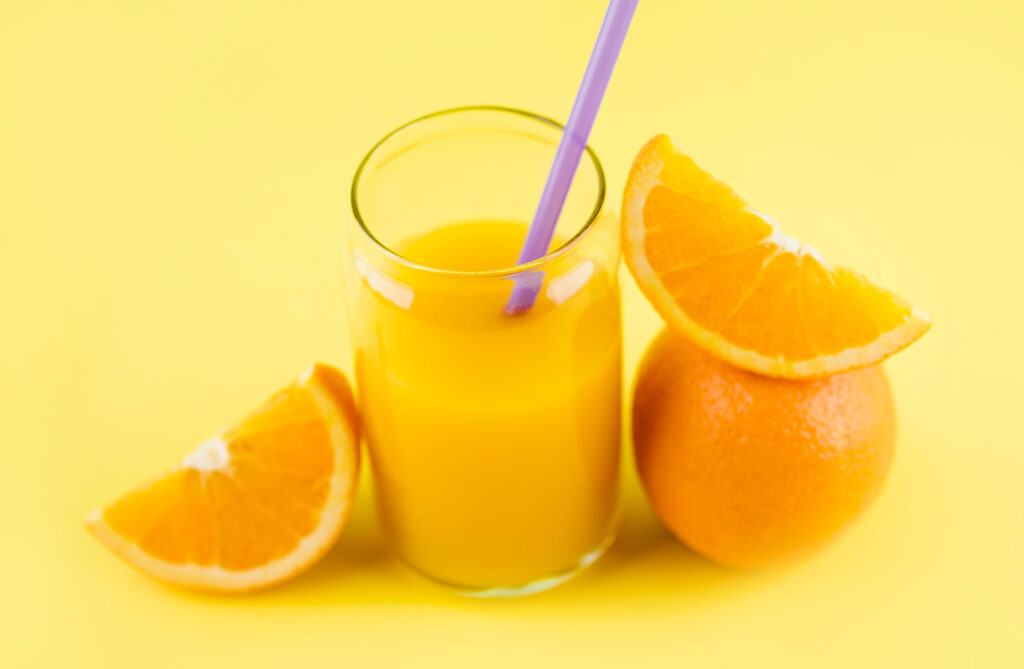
top-left (87, 364), bottom-right (360, 591)
top-left (623, 135), bottom-right (931, 377)
top-left (103, 388), bottom-right (334, 570)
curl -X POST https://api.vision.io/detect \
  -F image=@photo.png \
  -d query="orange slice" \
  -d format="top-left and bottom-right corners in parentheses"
top-left (622, 135), bottom-right (931, 378)
top-left (85, 364), bottom-right (360, 592)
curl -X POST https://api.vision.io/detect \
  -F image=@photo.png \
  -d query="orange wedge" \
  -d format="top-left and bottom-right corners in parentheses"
top-left (85, 364), bottom-right (360, 592)
top-left (622, 135), bottom-right (931, 378)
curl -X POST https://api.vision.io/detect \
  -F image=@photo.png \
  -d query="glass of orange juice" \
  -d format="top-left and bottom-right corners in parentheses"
top-left (344, 106), bottom-right (621, 596)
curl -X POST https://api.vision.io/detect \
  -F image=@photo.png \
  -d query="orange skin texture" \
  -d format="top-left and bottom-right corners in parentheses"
top-left (633, 329), bottom-right (896, 569)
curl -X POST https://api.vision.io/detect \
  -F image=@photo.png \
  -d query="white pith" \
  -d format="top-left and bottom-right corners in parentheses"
top-left (181, 436), bottom-right (230, 472)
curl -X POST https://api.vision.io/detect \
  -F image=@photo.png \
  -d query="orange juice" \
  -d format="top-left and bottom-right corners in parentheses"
top-left (349, 219), bottom-right (621, 593)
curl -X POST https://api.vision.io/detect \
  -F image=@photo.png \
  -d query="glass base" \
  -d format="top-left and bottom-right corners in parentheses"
top-left (400, 533), bottom-right (615, 599)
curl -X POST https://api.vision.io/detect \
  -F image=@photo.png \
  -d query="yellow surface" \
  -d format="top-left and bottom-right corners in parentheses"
top-left (1, 0), bottom-right (1021, 666)
top-left (353, 221), bottom-right (620, 590)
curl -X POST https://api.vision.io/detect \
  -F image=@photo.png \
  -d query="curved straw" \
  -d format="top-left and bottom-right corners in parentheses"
top-left (505, 0), bottom-right (638, 315)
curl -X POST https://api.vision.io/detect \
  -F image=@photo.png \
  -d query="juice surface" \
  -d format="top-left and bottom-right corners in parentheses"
top-left (351, 220), bottom-right (622, 591)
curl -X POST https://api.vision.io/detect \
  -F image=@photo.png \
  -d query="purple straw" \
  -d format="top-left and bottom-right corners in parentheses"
top-left (505, 0), bottom-right (638, 315)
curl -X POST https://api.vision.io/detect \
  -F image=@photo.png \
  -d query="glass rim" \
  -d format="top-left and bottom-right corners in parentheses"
top-left (349, 105), bottom-right (607, 279)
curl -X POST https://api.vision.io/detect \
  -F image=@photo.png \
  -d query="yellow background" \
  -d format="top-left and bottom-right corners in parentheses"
top-left (3, 0), bottom-right (1022, 666)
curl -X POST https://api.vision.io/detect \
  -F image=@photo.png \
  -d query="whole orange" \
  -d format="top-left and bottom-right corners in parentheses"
top-left (633, 329), bottom-right (896, 568)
